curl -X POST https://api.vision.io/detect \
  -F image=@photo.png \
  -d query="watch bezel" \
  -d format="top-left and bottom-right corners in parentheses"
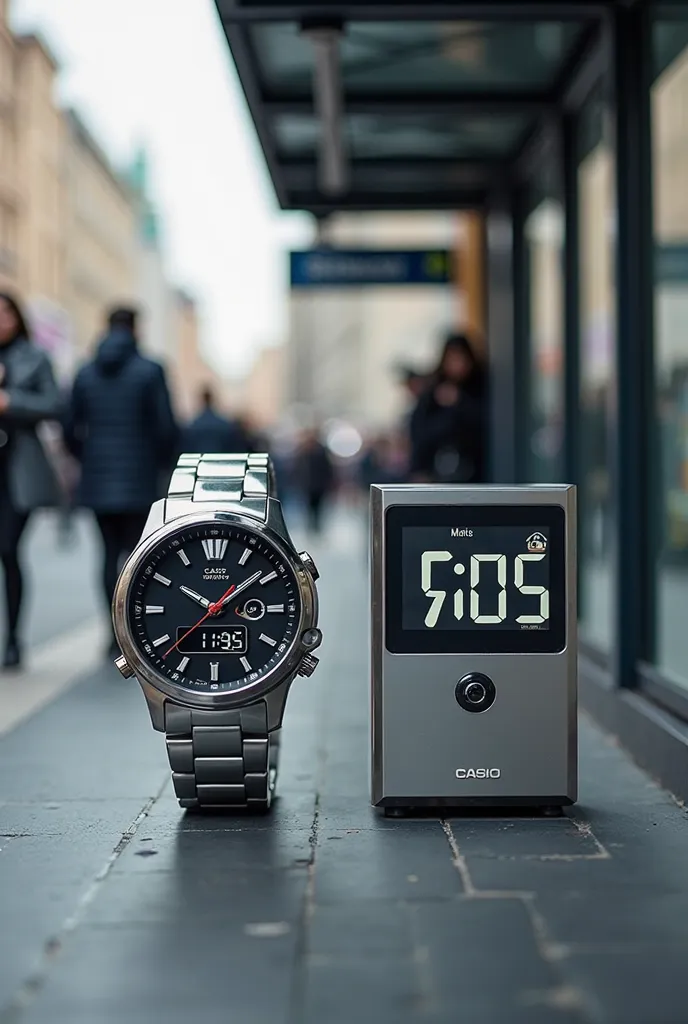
top-left (112, 510), bottom-right (318, 710)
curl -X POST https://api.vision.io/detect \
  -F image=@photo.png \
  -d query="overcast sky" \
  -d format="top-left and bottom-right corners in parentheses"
top-left (11, 0), bottom-right (313, 376)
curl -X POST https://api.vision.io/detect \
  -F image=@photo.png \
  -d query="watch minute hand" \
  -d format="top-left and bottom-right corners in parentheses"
top-left (218, 570), bottom-right (262, 607)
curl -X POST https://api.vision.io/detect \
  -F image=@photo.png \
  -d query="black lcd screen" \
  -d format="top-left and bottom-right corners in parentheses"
top-left (385, 505), bottom-right (566, 655)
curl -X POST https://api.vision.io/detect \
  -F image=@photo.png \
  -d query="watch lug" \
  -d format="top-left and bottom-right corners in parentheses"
top-left (141, 499), bottom-right (166, 540)
top-left (263, 676), bottom-right (295, 732)
top-left (266, 497), bottom-right (292, 545)
top-left (139, 678), bottom-right (166, 732)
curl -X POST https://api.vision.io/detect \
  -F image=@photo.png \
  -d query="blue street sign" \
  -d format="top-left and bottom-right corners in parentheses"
top-left (289, 249), bottom-right (454, 288)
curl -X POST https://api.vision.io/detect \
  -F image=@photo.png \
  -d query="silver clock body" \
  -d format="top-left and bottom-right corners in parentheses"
top-left (370, 485), bottom-right (577, 809)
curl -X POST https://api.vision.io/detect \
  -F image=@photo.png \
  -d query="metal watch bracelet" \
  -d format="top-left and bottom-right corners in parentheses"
top-left (163, 453), bottom-right (279, 810)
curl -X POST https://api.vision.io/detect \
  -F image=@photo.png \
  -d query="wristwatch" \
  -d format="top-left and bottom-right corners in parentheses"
top-left (111, 453), bottom-right (322, 810)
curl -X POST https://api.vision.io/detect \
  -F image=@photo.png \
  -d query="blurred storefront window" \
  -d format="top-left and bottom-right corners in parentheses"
top-left (577, 90), bottom-right (616, 652)
top-left (524, 197), bottom-right (565, 482)
top-left (652, 16), bottom-right (688, 688)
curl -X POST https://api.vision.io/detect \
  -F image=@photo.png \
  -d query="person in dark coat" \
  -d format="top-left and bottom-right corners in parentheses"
top-left (409, 333), bottom-right (487, 484)
top-left (294, 427), bottom-right (335, 534)
top-left (0, 293), bottom-right (62, 668)
top-left (64, 307), bottom-right (177, 655)
top-left (180, 386), bottom-right (253, 455)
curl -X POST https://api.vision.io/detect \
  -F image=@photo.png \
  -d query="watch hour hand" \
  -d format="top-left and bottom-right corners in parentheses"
top-left (179, 585), bottom-right (210, 610)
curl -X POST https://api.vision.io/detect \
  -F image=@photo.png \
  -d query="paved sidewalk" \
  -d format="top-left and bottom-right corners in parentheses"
top-left (0, 511), bottom-right (687, 1023)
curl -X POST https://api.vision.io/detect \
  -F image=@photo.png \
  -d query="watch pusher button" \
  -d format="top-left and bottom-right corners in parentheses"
top-left (297, 653), bottom-right (319, 678)
top-left (301, 627), bottom-right (322, 650)
top-left (298, 550), bottom-right (319, 581)
top-left (114, 654), bottom-right (134, 678)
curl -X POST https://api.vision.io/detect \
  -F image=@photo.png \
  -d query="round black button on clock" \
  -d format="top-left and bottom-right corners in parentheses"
top-left (455, 672), bottom-right (496, 713)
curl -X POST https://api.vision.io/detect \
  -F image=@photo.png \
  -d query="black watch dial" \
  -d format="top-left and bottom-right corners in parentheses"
top-left (126, 522), bottom-right (302, 694)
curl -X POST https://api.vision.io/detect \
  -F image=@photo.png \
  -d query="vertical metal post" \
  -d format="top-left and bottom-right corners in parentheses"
top-left (486, 192), bottom-right (517, 483)
top-left (562, 111), bottom-right (581, 493)
top-left (512, 185), bottom-right (531, 482)
top-left (611, 4), bottom-right (654, 685)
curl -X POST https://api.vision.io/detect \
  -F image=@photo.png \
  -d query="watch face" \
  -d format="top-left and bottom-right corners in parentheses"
top-left (125, 521), bottom-right (303, 694)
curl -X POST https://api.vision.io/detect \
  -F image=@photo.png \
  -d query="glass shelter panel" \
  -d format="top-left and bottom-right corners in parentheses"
top-left (251, 21), bottom-right (587, 97)
top-left (652, 15), bottom-right (688, 689)
top-left (577, 94), bottom-right (616, 652)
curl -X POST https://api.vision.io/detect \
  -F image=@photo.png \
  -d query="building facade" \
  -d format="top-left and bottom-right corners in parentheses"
top-left (0, 0), bottom-right (20, 294)
top-left (64, 111), bottom-right (139, 365)
top-left (168, 289), bottom-right (212, 421)
top-left (239, 344), bottom-right (286, 431)
top-left (14, 34), bottom-right (70, 377)
top-left (127, 149), bottom-right (176, 368)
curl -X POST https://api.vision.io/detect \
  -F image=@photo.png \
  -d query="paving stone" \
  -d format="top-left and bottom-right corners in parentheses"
top-left (111, 824), bottom-right (314, 875)
top-left (448, 816), bottom-right (601, 858)
top-left (17, 924), bottom-right (296, 1024)
top-left (537, 891), bottom-right (688, 947)
top-left (564, 946), bottom-right (688, 1024)
top-left (307, 901), bottom-right (412, 955)
top-left (463, 853), bottom-right (682, 894)
top-left (317, 794), bottom-right (443, 830)
top-left (83, 861), bottom-right (308, 927)
top-left (313, 824), bottom-right (462, 902)
top-left (0, 798), bottom-right (150, 838)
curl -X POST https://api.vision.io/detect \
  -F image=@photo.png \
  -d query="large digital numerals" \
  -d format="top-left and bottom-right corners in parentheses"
top-left (470, 554), bottom-right (507, 623)
top-left (420, 550), bottom-right (549, 627)
top-left (514, 554), bottom-right (548, 623)
top-left (421, 551), bottom-right (452, 627)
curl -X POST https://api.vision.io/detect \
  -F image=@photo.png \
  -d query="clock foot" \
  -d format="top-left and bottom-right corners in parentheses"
top-left (384, 807), bottom-right (408, 818)
top-left (541, 804), bottom-right (563, 817)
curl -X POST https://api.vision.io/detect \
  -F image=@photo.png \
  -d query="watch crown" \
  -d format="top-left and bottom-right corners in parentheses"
top-left (114, 653), bottom-right (134, 678)
top-left (297, 653), bottom-right (319, 678)
top-left (298, 550), bottom-right (319, 581)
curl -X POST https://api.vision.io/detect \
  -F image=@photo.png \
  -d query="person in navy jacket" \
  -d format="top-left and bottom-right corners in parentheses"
top-left (64, 306), bottom-right (178, 656)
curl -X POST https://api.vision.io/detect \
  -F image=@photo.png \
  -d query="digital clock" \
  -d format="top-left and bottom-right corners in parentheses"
top-left (370, 485), bottom-right (577, 814)
top-left (176, 625), bottom-right (248, 655)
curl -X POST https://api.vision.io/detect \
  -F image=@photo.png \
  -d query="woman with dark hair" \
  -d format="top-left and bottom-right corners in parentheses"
top-left (0, 293), bottom-right (61, 668)
top-left (409, 332), bottom-right (487, 484)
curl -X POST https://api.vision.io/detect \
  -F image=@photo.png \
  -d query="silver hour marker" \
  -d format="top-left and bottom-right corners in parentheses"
top-left (177, 656), bottom-right (190, 673)
top-left (266, 604), bottom-right (284, 614)
top-left (152, 634), bottom-right (170, 647)
top-left (260, 571), bottom-right (278, 586)
top-left (177, 549), bottom-right (191, 566)
top-left (209, 662), bottom-right (219, 682)
top-left (153, 573), bottom-right (172, 587)
top-left (238, 547), bottom-right (252, 566)
top-left (202, 538), bottom-right (228, 561)
top-left (145, 605), bottom-right (165, 615)
top-left (240, 656), bottom-right (251, 673)
top-left (259, 633), bottom-right (277, 647)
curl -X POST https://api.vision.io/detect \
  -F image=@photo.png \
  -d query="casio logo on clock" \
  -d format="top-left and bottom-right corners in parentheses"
top-left (455, 768), bottom-right (501, 779)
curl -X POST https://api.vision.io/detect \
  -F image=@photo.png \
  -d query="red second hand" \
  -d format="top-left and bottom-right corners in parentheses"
top-left (163, 583), bottom-right (236, 659)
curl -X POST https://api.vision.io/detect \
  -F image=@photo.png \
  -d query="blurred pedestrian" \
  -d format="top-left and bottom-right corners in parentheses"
top-left (409, 333), bottom-right (487, 484)
top-left (295, 427), bottom-right (334, 534)
top-left (0, 293), bottom-right (62, 668)
top-left (64, 306), bottom-right (178, 658)
top-left (180, 386), bottom-right (253, 455)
